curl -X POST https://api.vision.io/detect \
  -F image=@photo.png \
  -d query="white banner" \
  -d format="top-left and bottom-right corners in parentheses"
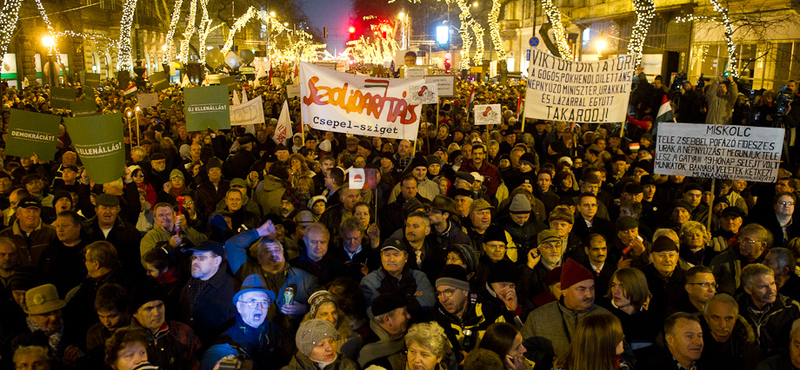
top-left (524, 49), bottom-right (635, 124)
top-left (474, 104), bottom-right (502, 125)
top-left (407, 83), bottom-right (438, 105)
top-left (230, 95), bottom-right (265, 126)
top-left (299, 61), bottom-right (422, 140)
top-left (654, 123), bottom-right (784, 183)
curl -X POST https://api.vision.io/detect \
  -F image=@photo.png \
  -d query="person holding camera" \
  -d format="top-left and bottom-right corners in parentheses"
top-left (705, 74), bottom-right (739, 125)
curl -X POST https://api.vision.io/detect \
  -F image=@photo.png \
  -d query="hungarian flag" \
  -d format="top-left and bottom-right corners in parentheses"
top-left (656, 95), bottom-right (674, 123)
top-left (123, 85), bottom-right (137, 96)
top-left (273, 99), bottom-right (292, 145)
top-left (466, 84), bottom-right (476, 113)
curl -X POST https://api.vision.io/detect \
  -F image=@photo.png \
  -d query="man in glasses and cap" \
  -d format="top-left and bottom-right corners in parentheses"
top-left (221, 274), bottom-right (293, 368)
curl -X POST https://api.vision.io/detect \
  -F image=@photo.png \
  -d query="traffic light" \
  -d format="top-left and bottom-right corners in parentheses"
top-left (349, 26), bottom-right (355, 40)
top-left (444, 53), bottom-right (451, 73)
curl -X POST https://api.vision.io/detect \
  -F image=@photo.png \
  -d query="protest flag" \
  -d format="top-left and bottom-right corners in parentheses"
top-left (656, 95), bottom-right (674, 124)
top-left (349, 168), bottom-right (378, 190)
top-left (274, 100), bottom-right (292, 145)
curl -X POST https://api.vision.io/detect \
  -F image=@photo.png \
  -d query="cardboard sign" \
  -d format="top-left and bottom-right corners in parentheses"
top-left (286, 84), bottom-right (301, 98)
top-left (424, 75), bottom-right (455, 97)
top-left (405, 67), bottom-right (428, 79)
top-left (299, 62), bottom-right (422, 140)
top-left (230, 95), bottom-right (266, 126)
top-left (524, 49), bottom-right (635, 123)
top-left (63, 113), bottom-right (125, 183)
top-left (50, 87), bottom-right (76, 109)
top-left (474, 104), bottom-right (502, 125)
top-left (138, 93), bottom-right (158, 108)
top-left (407, 83), bottom-right (439, 105)
top-left (184, 85), bottom-right (231, 131)
top-left (654, 123), bottom-right (784, 182)
top-left (70, 100), bottom-right (97, 117)
top-left (6, 109), bottom-right (61, 161)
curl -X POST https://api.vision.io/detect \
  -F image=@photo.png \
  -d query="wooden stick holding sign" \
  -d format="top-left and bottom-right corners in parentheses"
top-left (707, 179), bottom-right (715, 232)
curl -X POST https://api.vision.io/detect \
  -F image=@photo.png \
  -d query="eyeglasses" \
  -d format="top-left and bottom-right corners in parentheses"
top-left (739, 238), bottom-right (761, 246)
top-left (240, 300), bottom-right (269, 308)
top-left (687, 282), bottom-right (718, 289)
top-left (780, 201), bottom-right (795, 206)
top-left (436, 289), bottom-right (456, 299)
top-left (538, 242), bottom-right (559, 250)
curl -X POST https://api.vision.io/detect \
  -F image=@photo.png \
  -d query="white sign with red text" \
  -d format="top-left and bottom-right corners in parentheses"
top-left (299, 62), bottom-right (423, 140)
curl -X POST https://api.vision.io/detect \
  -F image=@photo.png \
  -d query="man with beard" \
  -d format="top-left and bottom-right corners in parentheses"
top-left (521, 259), bottom-right (611, 369)
top-left (147, 153), bottom-right (170, 190)
top-left (737, 263), bottom-right (800, 358)
top-left (179, 241), bottom-right (237, 344)
top-left (82, 193), bottom-right (143, 282)
top-left (226, 219), bottom-right (318, 323)
top-left (221, 274), bottom-right (293, 368)
top-left (433, 265), bottom-right (502, 363)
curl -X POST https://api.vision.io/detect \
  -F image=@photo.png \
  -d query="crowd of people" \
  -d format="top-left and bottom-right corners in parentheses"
top-left (1, 64), bottom-right (800, 370)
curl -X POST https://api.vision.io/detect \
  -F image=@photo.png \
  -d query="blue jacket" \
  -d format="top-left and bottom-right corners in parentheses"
top-left (226, 230), bottom-right (318, 321)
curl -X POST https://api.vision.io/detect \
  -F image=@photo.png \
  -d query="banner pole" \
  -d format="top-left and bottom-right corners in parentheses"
top-left (436, 101), bottom-right (440, 144)
top-left (127, 113), bottom-right (133, 150)
top-left (707, 178), bottom-right (715, 232)
top-left (521, 117), bottom-right (526, 133)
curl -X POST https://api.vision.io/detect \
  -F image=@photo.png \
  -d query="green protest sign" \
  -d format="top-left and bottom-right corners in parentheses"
top-left (84, 87), bottom-right (96, 102)
top-left (184, 85), bottom-right (230, 132)
top-left (220, 76), bottom-right (237, 92)
top-left (70, 100), bottom-right (97, 117)
top-left (64, 113), bottom-right (125, 184)
top-left (50, 87), bottom-right (76, 109)
top-left (84, 73), bottom-right (101, 88)
top-left (5, 109), bottom-right (61, 161)
top-left (163, 99), bottom-right (175, 109)
top-left (150, 71), bottom-right (170, 91)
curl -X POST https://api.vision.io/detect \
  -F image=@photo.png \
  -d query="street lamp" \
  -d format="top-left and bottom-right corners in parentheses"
top-left (41, 35), bottom-right (56, 87)
top-left (595, 33), bottom-right (607, 58)
top-left (398, 12), bottom-right (410, 50)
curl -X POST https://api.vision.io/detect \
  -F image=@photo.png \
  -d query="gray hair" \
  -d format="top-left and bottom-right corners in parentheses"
top-left (703, 293), bottom-right (738, 316)
top-left (13, 346), bottom-right (50, 366)
top-left (404, 321), bottom-right (451, 358)
top-left (653, 228), bottom-right (679, 244)
top-left (680, 221), bottom-right (710, 246)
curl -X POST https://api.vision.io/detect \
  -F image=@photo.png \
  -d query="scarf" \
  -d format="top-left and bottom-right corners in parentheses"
top-left (26, 317), bottom-right (64, 354)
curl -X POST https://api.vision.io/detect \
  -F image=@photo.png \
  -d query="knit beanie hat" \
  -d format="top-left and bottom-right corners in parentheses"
top-left (296, 319), bottom-right (338, 357)
top-left (560, 258), bottom-right (594, 290)
top-left (448, 244), bottom-right (477, 274)
top-left (308, 290), bottom-right (338, 318)
top-left (130, 283), bottom-right (165, 313)
top-left (436, 265), bottom-right (470, 291)
top-left (508, 193), bottom-right (532, 213)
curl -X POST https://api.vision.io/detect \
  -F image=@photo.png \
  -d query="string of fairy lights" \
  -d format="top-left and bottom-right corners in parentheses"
top-left (33, 0), bottom-right (62, 64)
top-left (628, 0), bottom-right (654, 66)
top-left (487, 0), bottom-right (505, 60)
top-left (541, 0), bottom-right (571, 60)
top-left (676, 0), bottom-right (738, 77)
top-left (342, 21), bottom-right (399, 64)
top-left (0, 0), bottom-right (23, 61)
top-left (162, 0), bottom-right (184, 61)
top-left (116, 0), bottom-right (138, 70)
